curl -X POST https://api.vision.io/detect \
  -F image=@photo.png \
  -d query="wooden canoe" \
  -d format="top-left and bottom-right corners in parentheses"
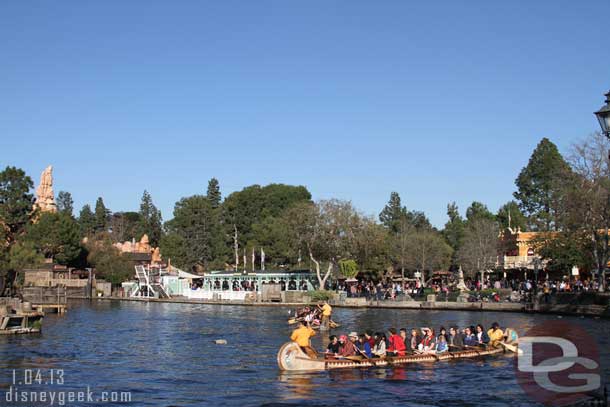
top-left (277, 328), bottom-right (519, 371)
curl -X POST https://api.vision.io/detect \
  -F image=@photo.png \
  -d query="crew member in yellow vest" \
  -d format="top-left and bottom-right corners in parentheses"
top-left (291, 321), bottom-right (317, 358)
top-left (487, 322), bottom-right (504, 348)
top-left (319, 301), bottom-right (332, 331)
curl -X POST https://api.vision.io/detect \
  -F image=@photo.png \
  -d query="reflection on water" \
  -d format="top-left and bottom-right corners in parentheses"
top-left (0, 300), bottom-right (607, 406)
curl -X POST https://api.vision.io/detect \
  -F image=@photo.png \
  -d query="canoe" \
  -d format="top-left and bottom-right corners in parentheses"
top-left (277, 328), bottom-right (519, 371)
top-left (287, 318), bottom-right (340, 329)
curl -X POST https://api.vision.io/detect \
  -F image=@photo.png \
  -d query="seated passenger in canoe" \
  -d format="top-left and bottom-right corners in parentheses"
top-left (417, 328), bottom-right (436, 354)
top-left (387, 328), bottom-right (406, 356)
top-left (407, 328), bottom-right (421, 354)
top-left (448, 326), bottom-right (464, 350)
top-left (372, 332), bottom-right (387, 357)
top-left (463, 326), bottom-right (478, 347)
top-left (487, 322), bottom-right (504, 348)
top-left (326, 335), bottom-right (340, 356)
top-left (337, 333), bottom-right (357, 357)
top-left (436, 334), bottom-right (448, 354)
top-left (476, 324), bottom-right (490, 347)
top-left (357, 334), bottom-right (373, 358)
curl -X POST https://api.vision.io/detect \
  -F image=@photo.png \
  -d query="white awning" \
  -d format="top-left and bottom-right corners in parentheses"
top-left (177, 270), bottom-right (204, 280)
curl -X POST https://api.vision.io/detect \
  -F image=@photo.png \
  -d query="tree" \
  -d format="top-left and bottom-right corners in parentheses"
top-left (404, 229), bottom-right (452, 286)
top-left (443, 202), bottom-right (465, 269)
top-left (26, 212), bottom-right (82, 266)
top-left (165, 195), bottom-right (220, 271)
top-left (56, 191), bottom-right (74, 217)
top-left (466, 201), bottom-right (495, 223)
top-left (514, 138), bottom-right (572, 231)
top-left (222, 183), bottom-right (312, 248)
top-left (135, 190), bottom-right (163, 246)
top-left (339, 259), bottom-right (359, 279)
top-left (78, 204), bottom-right (96, 236)
top-left (207, 178), bottom-right (221, 209)
top-left (458, 217), bottom-right (500, 283)
top-left (86, 237), bottom-right (133, 285)
top-left (497, 201), bottom-right (528, 231)
top-left (0, 241), bottom-right (43, 295)
top-left (109, 212), bottom-right (141, 243)
top-left (0, 166), bottom-right (34, 243)
top-left (379, 192), bottom-right (407, 233)
top-left (549, 132), bottom-right (610, 289)
top-left (94, 197), bottom-right (110, 233)
top-left (354, 218), bottom-right (390, 279)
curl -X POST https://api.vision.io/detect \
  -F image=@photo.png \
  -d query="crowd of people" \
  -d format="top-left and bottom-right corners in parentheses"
top-left (290, 319), bottom-right (506, 360)
top-left (331, 275), bottom-right (606, 303)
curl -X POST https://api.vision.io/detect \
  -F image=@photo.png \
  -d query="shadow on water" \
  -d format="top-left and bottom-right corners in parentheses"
top-left (0, 299), bottom-right (607, 406)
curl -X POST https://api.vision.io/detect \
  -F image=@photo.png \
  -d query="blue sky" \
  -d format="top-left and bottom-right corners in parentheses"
top-left (1, 1), bottom-right (609, 227)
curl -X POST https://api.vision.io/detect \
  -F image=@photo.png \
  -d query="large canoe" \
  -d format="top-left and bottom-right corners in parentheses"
top-left (277, 329), bottom-right (518, 371)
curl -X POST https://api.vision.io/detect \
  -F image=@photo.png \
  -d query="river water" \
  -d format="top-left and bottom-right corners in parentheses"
top-left (0, 300), bottom-right (608, 406)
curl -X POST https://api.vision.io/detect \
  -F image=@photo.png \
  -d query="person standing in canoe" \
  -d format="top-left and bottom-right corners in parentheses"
top-left (291, 321), bottom-right (317, 358)
top-left (318, 301), bottom-right (332, 331)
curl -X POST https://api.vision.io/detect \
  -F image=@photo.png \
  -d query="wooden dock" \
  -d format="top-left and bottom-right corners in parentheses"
top-left (0, 302), bottom-right (43, 335)
top-left (22, 286), bottom-right (68, 314)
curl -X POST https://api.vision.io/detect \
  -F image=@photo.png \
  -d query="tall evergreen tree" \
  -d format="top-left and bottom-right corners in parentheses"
top-left (26, 212), bottom-right (82, 266)
top-left (465, 201), bottom-right (495, 222)
top-left (0, 166), bottom-right (34, 243)
top-left (56, 191), bottom-right (74, 217)
top-left (514, 138), bottom-right (572, 231)
top-left (136, 190), bottom-right (163, 246)
top-left (206, 178), bottom-right (221, 208)
top-left (78, 204), bottom-right (96, 236)
top-left (443, 202), bottom-right (465, 268)
top-left (379, 192), bottom-right (407, 233)
top-left (94, 197), bottom-right (110, 233)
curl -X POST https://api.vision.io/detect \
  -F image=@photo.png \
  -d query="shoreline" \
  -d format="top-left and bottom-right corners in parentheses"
top-left (68, 296), bottom-right (608, 319)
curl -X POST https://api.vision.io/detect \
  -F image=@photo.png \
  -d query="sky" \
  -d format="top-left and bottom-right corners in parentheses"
top-left (1, 1), bottom-right (609, 227)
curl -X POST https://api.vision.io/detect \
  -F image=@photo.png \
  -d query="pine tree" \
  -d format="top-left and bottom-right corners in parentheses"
top-left (57, 191), bottom-right (74, 217)
top-left (497, 201), bottom-right (527, 231)
top-left (379, 192), bottom-right (407, 233)
top-left (206, 178), bottom-right (221, 208)
top-left (136, 190), bottom-right (163, 246)
top-left (0, 166), bottom-right (34, 242)
top-left (94, 197), bottom-right (110, 233)
top-left (78, 204), bottom-right (96, 236)
top-left (514, 138), bottom-right (572, 231)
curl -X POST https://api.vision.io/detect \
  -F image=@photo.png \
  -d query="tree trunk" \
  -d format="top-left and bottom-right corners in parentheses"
top-left (310, 250), bottom-right (332, 290)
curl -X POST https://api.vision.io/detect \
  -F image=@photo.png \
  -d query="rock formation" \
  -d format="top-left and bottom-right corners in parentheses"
top-left (114, 234), bottom-right (162, 264)
top-left (34, 165), bottom-right (57, 213)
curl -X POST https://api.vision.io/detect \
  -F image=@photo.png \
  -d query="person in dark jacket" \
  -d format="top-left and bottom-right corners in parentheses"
top-left (463, 326), bottom-right (478, 347)
top-left (448, 326), bottom-right (464, 350)
top-left (407, 328), bottom-right (421, 353)
top-left (476, 324), bottom-right (490, 347)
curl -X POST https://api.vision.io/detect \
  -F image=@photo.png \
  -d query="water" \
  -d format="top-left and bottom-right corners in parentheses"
top-left (0, 300), bottom-right (608, 406)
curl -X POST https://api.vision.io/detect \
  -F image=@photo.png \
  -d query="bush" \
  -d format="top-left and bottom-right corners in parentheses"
top-left (308, 290), bottom-right (332, 301)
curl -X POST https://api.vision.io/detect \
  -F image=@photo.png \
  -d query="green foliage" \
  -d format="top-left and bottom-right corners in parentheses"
top-left (206, 178), bottom-right (221, 209)
top-left (160, 232), bottom-right (187, 269)
top-left (0, 166), bottom-right (34, 242)
top-left (56, 191), bottom-right (74, 217)
top-left (78, 204), bottom-right (96, 236)
top-left (514, 138), bottom-right (572, 231)
top-left (465, 201), bottom-right (495, 222)
top-left (26, 212), bottom-right (82, 266)
top-left (110, 212), bottom-right (141, 243)
top-left (94, 197), bottom-right (110, 233)
top-left (222, 183), bottom-right (311, 245)
top-left (86, 237), bottom-right (132, 285)
top-left (308, 290), bottom-right (332, 301)
top-left (135, 190), bottom-right (163, 246)
top-left (497, 200), bottom-right (527, 231)
top-left (379, 192), bottom-right (432, 234)
top-left (339, 259), bottom-right (359, 279)
top-left (443, 202), bottom-right (465, 268)
top-left (4, 241), bottom-right (44, 271)
top-left (165, 195), bottom-right (221, 271)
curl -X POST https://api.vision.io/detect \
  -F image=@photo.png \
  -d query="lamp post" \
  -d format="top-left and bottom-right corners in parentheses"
top-left (533, 257), bottom-right (541, 295)
top-left (595, 90), bottom-right (610, 139)
top-left (595, 90), bottom-right (610, 292)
